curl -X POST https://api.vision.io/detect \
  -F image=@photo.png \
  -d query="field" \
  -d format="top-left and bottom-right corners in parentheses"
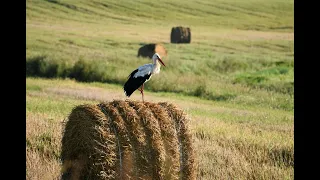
top-left (26, 0), bottom-right (294, 179)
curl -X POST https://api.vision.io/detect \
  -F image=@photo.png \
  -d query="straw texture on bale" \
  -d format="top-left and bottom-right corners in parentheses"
top-left (61, 100), bottom-right (196, 180)
top-left (170, 26), bottom-right (191, 44)
top-left (137, 43), bottom-right (167, 59)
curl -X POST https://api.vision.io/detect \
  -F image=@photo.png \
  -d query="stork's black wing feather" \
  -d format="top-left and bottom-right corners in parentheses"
top-left (124, 69), bottom-right (151, 97)
top-left (127, 69), bottom-right (138, 79)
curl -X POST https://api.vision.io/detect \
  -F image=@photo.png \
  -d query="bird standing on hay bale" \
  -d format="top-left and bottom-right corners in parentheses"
top-left (124, 53), bottom-right (166, 102)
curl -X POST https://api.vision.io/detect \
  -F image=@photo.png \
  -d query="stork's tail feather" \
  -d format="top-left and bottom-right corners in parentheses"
top-left (123, 89), bottom-right (133, 97)
top-left (123, 79), bottom-right (137, 97)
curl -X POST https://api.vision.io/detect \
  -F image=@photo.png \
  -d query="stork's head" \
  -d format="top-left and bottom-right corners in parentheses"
top-left (152, 53), bottom-right (166, 67)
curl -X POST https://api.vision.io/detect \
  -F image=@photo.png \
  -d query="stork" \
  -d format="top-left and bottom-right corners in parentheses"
top-left (124, 53), bottom-right (166, 102)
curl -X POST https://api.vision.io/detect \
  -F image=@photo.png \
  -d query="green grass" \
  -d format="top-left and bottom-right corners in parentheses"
top-left (26, 0), bottom-right (293, 179)
top-left (26, 0), bottom-right (294, 106)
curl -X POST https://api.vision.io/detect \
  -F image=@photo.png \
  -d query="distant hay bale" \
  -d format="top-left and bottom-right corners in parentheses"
top-left (137, 43), bottom-right (167, 59)
top-left (170, 26), bottom-right (191, 44)
top-left (61, 100), bottom-right (196, 180)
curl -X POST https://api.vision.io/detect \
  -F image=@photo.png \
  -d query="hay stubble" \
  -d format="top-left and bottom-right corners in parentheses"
top-left (61, 100), bottom-right (196, 180)
top-left (144, 102), bottom-right (180, 180)
top-left (61, 105), bottom-right (117, 179)
top-left (159, 102), bottom-right (196, 180)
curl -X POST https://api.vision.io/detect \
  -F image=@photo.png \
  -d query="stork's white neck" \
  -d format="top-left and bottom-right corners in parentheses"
top-left (152, 60), bottom-right (162, 74)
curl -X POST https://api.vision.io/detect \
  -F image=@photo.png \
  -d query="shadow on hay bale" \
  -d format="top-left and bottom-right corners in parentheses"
top-left (170, 26), bottom-right (191, 44)
top-left (61, 100), bottom-right (196, 180)
top-left (137, 43), bottom-right (167, 59)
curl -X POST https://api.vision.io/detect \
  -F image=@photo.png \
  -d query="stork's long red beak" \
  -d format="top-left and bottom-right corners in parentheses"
top-left (158, 58), bottom-right (166, 67)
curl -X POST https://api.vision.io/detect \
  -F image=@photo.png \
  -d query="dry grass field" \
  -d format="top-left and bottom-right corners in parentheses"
top-left (26, 78), bottom-right (293, 179)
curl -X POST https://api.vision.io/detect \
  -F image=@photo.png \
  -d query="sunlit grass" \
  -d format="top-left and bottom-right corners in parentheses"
top-left (26, 0), bottom-right (293, 179)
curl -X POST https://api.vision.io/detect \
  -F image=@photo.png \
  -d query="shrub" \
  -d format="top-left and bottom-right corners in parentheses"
top-left (26, 55), bottom-right (72, 78)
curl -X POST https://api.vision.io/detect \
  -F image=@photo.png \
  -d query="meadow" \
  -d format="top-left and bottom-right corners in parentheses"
top-left (26, 0), bottom-right (294, 179)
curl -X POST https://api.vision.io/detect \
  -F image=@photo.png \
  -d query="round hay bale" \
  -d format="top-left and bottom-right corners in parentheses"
top-left (137, 43), bottom-right (167, 60)
top-left (61, 100), bottom-right (196, 180)
top-left (170, 26), bottom-right (191, 44)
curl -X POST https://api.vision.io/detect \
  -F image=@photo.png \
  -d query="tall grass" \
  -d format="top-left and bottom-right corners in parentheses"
top-left (26, 52), bottom-right (293, 110)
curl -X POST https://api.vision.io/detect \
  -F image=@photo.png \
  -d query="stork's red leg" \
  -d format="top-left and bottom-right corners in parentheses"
top-left (141, 83), bottom-right (144, 102)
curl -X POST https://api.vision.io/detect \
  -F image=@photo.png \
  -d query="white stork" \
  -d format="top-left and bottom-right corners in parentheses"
top-left (124, 53), bottom-right (166, 102)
